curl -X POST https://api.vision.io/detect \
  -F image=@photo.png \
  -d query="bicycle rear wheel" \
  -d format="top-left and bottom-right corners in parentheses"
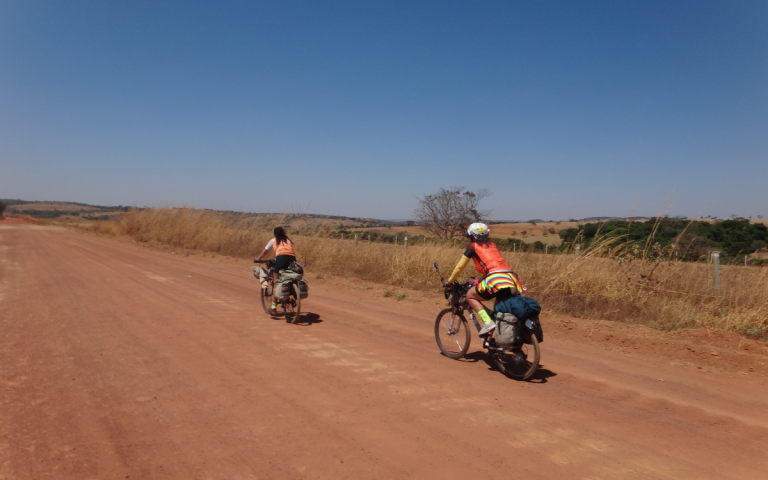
top-left (434, 308), bottom-right (471, 359)
top-left (493, 336), bottom-right (540, 381)
top-left (283, 283), bottom-right (301, 324)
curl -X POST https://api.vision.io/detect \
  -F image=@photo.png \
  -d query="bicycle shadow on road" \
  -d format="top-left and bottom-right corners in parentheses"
top-left (456, 351), bottom-right (557, 384)
top-left (293, 312), bottom-right (323, 326)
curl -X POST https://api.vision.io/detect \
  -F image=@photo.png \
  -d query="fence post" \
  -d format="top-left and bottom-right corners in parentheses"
top-left (712, 252), bottom-right (721, 290)
top-left (404, 236), bottom-right (408, 248)
top-left (575, 244), bottom-right (581, 258)
top-left (355, 234), bottom-right (358, 245)
top-left (545, 244), bottom-right (549, 254)
top-left (513, 243), bottom-right (516, 252)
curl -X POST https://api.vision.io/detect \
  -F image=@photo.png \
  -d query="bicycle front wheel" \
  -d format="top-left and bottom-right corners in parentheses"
top-left (493, 336), bottom-right (540, 381)
top-left (260, 281), bottom-right (273, 314)
top-left (434, 308), bottom-right (471, 359)
top-left (283, 282), bottom-right (301, 324)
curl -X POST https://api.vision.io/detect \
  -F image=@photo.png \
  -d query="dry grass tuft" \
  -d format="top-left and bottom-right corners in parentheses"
top-left (90, 208), bottom-right (767, 336)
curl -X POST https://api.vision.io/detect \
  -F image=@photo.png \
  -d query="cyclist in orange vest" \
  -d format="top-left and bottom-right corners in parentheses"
top-left (257, 226), bottom-right (297, 313)
top-left (446, 223), bottom-right (526, 336)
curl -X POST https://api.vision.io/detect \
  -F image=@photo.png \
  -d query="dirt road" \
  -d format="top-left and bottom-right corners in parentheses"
top-left (1, 223), bottom-right (767, 479)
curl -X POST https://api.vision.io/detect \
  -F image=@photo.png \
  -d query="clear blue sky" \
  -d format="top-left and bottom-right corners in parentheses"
top-left (1, 0), bottom-right (766, 220)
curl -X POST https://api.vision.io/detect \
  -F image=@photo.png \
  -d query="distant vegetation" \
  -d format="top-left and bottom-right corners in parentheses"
top-left (558, 218), bottom-right (768, 262)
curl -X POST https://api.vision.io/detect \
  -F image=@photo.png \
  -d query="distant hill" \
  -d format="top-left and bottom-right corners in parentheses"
top-left (1, 200), bottom-right (395, 226)
top-left (4, 201), bottom-right (129, 220)
top-left (0, 199), bottom-right (33, 206)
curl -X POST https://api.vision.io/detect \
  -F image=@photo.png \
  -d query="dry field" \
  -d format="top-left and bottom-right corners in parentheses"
top-left (53, 207), bottom-right (768, 337)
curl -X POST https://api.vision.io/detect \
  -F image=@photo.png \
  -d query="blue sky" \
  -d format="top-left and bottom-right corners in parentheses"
top-left (1, 0), bottom-right (766, 220)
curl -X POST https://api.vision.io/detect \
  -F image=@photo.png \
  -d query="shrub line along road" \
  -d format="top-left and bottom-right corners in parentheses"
top-left (1, 222), bottom-right (767, 479)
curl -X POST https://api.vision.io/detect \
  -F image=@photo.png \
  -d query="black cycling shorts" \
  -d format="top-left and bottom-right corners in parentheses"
top-left (273, 255), bottom-right (296, 273)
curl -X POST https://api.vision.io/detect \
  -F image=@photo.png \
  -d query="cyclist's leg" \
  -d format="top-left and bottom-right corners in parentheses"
top-left (474, 275), bottom-right (513, 334)
top-left (466, 287), bottom-right (487, 318)
top-left (467, 285), bottom-right (497, 335)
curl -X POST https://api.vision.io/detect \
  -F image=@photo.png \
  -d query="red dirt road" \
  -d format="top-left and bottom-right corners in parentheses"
top-left (1, 223), bottom-right (767, 479)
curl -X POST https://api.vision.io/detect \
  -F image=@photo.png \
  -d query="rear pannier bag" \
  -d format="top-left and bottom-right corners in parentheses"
top-left (494, 312), bottom-right (519, 347)
top-left (275, 281), bottom-right (292, 299)
top-left (275, 279), bottom-right (308, 299)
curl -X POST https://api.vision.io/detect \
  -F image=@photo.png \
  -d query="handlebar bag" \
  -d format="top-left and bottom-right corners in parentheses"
top-left (252, 266), bottom-right (270, 289)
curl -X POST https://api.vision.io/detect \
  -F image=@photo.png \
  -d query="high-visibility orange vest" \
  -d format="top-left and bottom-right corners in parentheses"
top-left (470, 242), bottom-right (511, 276)
top-left (274, 239), bottom-right (295, 257)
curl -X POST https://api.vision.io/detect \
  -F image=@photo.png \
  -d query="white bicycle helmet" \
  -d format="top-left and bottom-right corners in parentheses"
top-left (466, 222), bottom-right (490, 240)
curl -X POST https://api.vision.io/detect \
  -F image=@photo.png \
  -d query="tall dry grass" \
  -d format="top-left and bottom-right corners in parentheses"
top-left (91, 208), bottom-right (768, 335)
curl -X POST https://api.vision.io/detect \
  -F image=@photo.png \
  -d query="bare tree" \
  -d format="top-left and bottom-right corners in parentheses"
top-left (414, 187), bottom-right (490, 241)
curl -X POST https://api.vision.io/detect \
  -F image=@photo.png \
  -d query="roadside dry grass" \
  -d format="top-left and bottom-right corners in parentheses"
top-left (82, 208), bottom-right (768, 336)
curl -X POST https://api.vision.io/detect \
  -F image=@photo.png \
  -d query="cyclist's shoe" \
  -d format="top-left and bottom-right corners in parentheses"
top-left (270, 303), bottom-right (277, 314)
top-left (479, 322), bottom-right (496, 336)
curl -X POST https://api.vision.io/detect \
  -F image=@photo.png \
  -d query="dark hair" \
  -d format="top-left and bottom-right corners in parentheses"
top-left (274, 226), bottom-right (290, 245)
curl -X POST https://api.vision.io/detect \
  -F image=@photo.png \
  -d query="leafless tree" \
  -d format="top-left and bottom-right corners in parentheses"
top-left (414, 187), bottom-right (490, 241)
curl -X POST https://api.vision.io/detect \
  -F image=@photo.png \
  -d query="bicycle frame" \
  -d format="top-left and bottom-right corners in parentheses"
top-left (444, 280), bottom-right (518, 353)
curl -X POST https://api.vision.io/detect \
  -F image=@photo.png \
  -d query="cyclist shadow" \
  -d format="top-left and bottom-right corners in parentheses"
top-left (293, 313), bottom-right (323, 326)
top-left (459, 351), bottom-right (557, 384)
